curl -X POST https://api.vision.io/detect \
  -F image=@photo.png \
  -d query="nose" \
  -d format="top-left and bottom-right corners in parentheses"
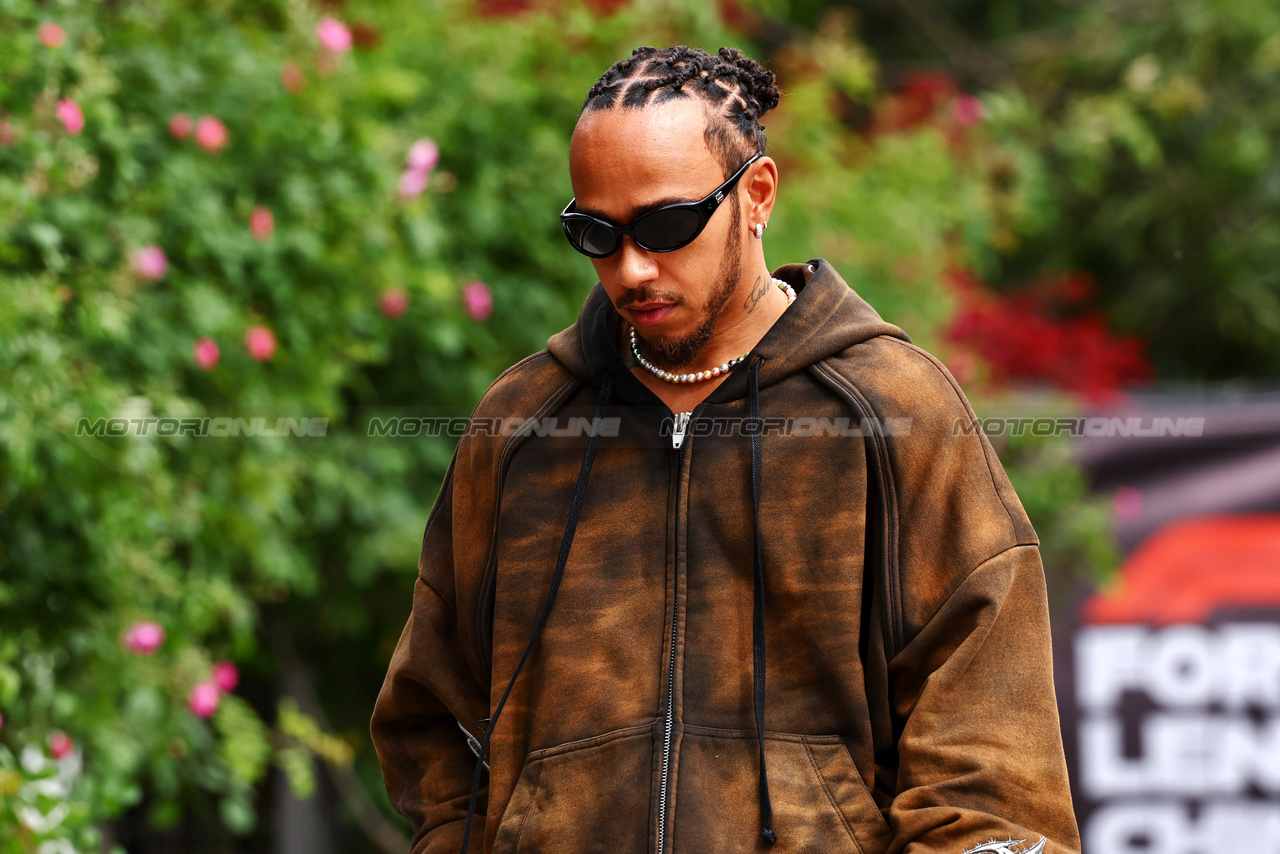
top-left (613, 237), bottom-right (659, 290)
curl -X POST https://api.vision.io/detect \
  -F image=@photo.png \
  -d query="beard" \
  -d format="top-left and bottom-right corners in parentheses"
top-left (630, 196), bottom-right (743, 372)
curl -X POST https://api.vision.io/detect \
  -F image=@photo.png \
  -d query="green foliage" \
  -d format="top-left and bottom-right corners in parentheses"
top-left (951, 0), bottom-right (1280, 379)
top-left (0, 0), bottom-right (1116, 848)
top-left (979, 398), bottom-right (1123, 587)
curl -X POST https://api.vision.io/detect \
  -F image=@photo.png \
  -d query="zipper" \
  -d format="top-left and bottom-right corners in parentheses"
top-left (670, 410), bottom-right (691, 450)
top-left (658, 434), bottom-right (683, 854)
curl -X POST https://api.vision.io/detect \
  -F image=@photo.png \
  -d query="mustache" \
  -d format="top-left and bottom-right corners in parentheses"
top-left (617, 288), bottom-right (686, 310)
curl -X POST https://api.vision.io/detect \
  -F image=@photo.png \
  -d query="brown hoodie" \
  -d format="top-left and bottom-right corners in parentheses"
top-left (370, 258), bottom-right (1081, 854)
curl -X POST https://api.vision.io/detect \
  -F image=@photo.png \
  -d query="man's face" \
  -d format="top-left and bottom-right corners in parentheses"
top-left (568, 99), bottom-right (748, 371)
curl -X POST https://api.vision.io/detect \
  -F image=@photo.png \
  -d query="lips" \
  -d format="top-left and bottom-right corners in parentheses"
top-left (628, 303), bottom-right (676, 327)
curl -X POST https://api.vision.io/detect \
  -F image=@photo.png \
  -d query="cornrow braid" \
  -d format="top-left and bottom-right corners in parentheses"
top-left (582, 45), bottom-right (780, 178)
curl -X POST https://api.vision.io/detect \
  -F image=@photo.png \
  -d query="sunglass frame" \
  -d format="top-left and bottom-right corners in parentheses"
top-left (559, 151), bottom-right (763, 259)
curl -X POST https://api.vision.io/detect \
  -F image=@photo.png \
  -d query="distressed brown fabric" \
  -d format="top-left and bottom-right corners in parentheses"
top-left (370, 258), bottom-right (1081, 854)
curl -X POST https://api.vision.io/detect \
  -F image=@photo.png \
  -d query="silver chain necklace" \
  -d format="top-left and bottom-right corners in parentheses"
top-left (629, 278), bottom-right (796, 384)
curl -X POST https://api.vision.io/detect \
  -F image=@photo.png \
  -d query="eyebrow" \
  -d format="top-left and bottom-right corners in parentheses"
top-left (573, 194), bottom-right (700, 224)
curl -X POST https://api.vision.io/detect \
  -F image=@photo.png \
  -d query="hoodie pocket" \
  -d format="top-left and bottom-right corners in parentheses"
top-left (674, 726), bottom-right (891, 854)
top-left (492, 723), bottom-right (654, 854)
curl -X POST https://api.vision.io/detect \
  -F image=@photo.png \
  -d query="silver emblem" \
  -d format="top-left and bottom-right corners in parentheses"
top-left (961, 837), bottom-right (1046, 854)
top-left (715, 191), bottom-right (724, 202)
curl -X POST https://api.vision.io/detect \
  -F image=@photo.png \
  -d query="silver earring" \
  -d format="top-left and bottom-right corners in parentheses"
top-left (753, 222), bottom-right (764, 239)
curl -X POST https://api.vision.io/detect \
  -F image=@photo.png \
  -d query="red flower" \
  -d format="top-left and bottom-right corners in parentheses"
top-left (194, 115), bottom-right (229, 153)
top-left (380, 287), bottom-right (409, 319)
top-left (55, 99), bottom-right (84, 135)
top-left (169, 112), bottom-right (193, 139)
top-left (250, 206), bottom-right (274, 240)
top-left (943, 266), bottom-right (1154, 402)
top-left (462, 281), bottom-right (493, 321)
top-left (130, 245), bottom-right (168, 281)
top-left (213, 661), bottom-right (239, 693)
top-left (49, 731), bottom-right (74, 760)
top-left (194, 337), bottom-right (220, 371)
top-left (188, 680), bottom-right (220, 718)
top-left (315, 16), bottom-right (353, 53)
top-left (122, 621), bottom-right (165, 654)
top-left (244, 325), bottom-right (277, 361)
top-left (953, 94), bottom-right (984, 127)
top-left (38, 21), bottom-right (66, 49)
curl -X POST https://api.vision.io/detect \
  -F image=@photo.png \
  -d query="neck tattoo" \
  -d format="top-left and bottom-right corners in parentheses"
top-left (629, 278), bottom-right (796, 385)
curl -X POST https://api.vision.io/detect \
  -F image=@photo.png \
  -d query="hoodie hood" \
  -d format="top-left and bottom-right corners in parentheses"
top-left (546, 257), bottom-right (911, 403)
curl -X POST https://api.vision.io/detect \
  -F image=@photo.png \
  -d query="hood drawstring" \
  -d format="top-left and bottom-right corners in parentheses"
top-left (748, 358), bottom-right (777, 844)
top-left (457, 372), bottom-right (614, 854)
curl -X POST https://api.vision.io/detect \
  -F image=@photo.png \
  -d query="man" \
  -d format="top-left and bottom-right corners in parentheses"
top-left (371, 45), bottom-right (1081, 854)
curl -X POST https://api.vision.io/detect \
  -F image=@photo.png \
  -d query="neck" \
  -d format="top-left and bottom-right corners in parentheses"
top-left (653, 260), bottom-right (789, 375)
top-left (617, 258), bottom-right (792, 414)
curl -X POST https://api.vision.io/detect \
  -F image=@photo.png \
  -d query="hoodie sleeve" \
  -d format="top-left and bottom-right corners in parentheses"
top-left (849, 336), bottom-right (1081, 854)
top-left (370, 455), bottom-right (492, 854)
top-left (884, 543), bottom-right (1080, 854)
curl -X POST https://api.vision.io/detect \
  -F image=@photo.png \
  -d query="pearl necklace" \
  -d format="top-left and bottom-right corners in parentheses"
top-left (630, 278), bottom-right (796, 384)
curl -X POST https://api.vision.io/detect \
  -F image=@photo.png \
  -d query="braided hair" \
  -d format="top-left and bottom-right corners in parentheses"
top-left (582, 46), bottom-right (780, 179)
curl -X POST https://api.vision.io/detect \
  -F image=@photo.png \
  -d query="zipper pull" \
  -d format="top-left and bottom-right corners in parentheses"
top-left (671, 411), bottom-right (691, 450)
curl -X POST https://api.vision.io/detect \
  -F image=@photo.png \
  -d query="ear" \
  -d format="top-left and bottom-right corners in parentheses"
top-left (743, 156), bottom-right (778, 229)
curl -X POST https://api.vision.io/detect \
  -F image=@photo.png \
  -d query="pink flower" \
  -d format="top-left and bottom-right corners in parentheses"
top-left (250, 205), bottom-right (274, 240)
top-left (194, 115), bottom-right (228, 153)
top-left (397, 167), bottom-right (429, 201)
top-left (462, 281), bottom-right (493, 321)
top-left (406, 138), bottom-right (439, 173)
top-left (188, 680), bottom-right (220, 718)
top-left (398, 138), bottom-right (440, 202)
top-left (0, 117), bottom-right (15, 146)
top-left (953, 94), bottom-right (984, 127)
top-left (1113, 485), bottom-right (1143, 521)
top-left (122, 621), bottom-right (165, 654)
top-left (315, 16), bottom-right (352, 53)
top-left (49, 731), bottom-right (73, 760)
top-left (169, 112), bottom-right (193, 139)
top-left (213, 661), bottom-right (239, 693)
top-left (280, 61), bottom-right (305, 94)
top-left (244, 325), bottom-right (277, 362)
top-left (194, 337), bottom-right (220, 370)
top-left (55, 99), bottom-right (83, 135)
top-left (0, 712), bottom-right (5, 730)
top-left (379, 286), bottom-right (409, 319)
top-left (130, 245), bottom-right (168, 281)
top-left (38, 21), bottom-right (66, 49)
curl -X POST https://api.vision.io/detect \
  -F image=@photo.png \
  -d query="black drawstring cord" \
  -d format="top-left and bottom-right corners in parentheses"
top-left (457, 372), bottom-right (614, 854)
top-left (748, 358), bottom-right (777, 844)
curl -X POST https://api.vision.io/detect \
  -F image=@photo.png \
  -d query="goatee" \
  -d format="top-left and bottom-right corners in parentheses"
top-left (633, 201), bottom-right (742, 372)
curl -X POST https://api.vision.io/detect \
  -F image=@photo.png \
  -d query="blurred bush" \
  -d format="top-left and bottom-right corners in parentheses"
top-left (0, 0), bottom-right (1123, 849)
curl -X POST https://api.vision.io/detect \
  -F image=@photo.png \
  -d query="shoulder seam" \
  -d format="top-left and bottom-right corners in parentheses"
top-left (875, 336), bottom-right (1020, 544)
top-left (491, 348), bottom-right (560, 387)
top-left (417, 575), bottom-right (456, 614)
top-left (900, 541), bottom-right (1041, 654)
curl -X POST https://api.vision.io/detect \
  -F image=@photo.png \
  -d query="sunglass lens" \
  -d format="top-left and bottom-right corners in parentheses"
top-left (634, 208), bottom-right (701, 251)
top-left (565, 219), bottom-right (618, 257)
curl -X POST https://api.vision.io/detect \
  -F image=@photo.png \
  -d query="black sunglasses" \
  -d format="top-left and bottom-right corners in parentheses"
top-left (560, 152), bottom-right (762, 258)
